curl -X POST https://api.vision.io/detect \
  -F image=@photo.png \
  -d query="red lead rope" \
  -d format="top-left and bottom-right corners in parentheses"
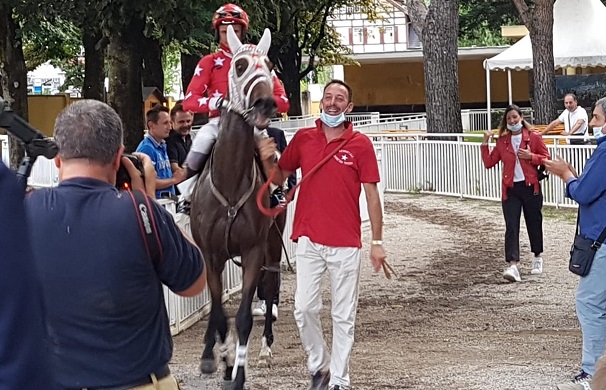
top-left (256, 138), bottom-right (350, 217)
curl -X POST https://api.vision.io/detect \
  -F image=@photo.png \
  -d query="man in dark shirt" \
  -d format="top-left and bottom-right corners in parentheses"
top-left (24, 100), bottom-right (206, 390)
top-left (0, 163), bottom-right (55, 389)
top-left (167, 103), bottom-right (193, 196)
top-left (167, 103), bottom-right (193, 173)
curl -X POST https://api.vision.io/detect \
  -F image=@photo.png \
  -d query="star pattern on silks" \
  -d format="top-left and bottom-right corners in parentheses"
top-left (280, 94), bottom-right (289, 102)
top-left (194, 65), bottom-right (203, 76)
top-left (214, 57), bottom-right (225, 67)
top-left (197, 97), bottom-right (209, 107)
top-left (211, 90), bottom-right (223, 99)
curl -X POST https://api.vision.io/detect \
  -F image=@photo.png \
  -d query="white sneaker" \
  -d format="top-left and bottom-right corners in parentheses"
top-left (531, 257), bottom-right (543, 275)
top-left (503, 265), bottom-right (521, 282)
top-left (252, 300), bottom-right (266, 317)
top-left (271, 304), bottom-right (278, 321)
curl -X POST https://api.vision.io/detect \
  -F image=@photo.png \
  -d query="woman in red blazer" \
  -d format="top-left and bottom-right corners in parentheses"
top-left (481, 104), bottom-right (550, 283)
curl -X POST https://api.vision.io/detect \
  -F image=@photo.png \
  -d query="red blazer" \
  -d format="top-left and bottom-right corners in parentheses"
top-left (481, 127), bottom-right (550, 200)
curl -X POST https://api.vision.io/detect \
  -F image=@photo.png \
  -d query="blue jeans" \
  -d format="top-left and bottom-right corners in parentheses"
top-left (577, 244), bottom-right (606, 375)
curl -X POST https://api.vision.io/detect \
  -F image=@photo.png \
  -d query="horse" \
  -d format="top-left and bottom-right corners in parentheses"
top-left (189, 25), bottom-right (281, 390)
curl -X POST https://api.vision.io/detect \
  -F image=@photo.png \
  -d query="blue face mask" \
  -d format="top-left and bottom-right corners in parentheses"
top-left (320, 111), bottom-right (346, 128)
top-left (507, 122), bottom-right (523, 132)
top-left (594, 126), bottom-right (605, 140)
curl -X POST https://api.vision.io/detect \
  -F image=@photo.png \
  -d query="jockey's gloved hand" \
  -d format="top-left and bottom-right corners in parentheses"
top-left (210, 97), bottom-right (224, 110)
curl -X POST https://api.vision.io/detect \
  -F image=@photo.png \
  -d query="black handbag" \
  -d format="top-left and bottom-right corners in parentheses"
top-left (569, 211), bottom-right (606, 277)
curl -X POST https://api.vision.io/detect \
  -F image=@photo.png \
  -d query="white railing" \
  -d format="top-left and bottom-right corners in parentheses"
top-left (370, 132), bottom-right (595, 208)
top-left (1, 135), bottom-right (9, 167)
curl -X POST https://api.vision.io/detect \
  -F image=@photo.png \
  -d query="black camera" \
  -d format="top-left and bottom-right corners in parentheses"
top-left (116, 153), bottom-right (145, 190)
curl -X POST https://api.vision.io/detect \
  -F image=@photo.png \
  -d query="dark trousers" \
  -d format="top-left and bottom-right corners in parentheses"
top-left (502, 181), bottom-right (544, 262)
top-left (256, 272), bottom-right (280, 305)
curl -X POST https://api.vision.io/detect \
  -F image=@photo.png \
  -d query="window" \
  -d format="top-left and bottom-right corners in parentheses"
top-left (382, 26), bottom-right (395, 44)
top-left (366, 26), bottom-right (380, 44)
top-left (352, 27), bottom-right (364, 44)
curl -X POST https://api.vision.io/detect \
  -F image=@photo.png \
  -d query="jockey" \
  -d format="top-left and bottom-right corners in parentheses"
top-left (183, 3), bottom-right (290, 178)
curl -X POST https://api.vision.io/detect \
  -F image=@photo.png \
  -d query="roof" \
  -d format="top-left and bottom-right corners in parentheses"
top-left (142, 87), bottom-right (167, 103)
top-left (484, 0), bottom-right (606, 71)
top-left (346, 46), bottom-right (508, 64)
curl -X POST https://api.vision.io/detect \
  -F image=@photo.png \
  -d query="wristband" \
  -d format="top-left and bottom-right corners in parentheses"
top-left (371, 240), bottom-right (383, 246)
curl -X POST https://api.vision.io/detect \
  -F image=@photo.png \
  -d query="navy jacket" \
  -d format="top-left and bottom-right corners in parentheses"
top-left (267, 126), bottom-right (296, 191)
top-left (0, 163), bottom-right (55, 389)
top-left (566, 136), bottom-right (606, 240)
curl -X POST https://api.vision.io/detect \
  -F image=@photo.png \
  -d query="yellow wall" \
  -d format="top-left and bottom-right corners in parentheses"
top-left (28, 95), bottom-right (168, 137)
top-left (27, 95), bottom-right (82, 137)
top-left (343, 59), bottom-right (531, 107)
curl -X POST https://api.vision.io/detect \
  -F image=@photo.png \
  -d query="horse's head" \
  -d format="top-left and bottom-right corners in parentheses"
top-left (226, 25), bottom-right (276, 129)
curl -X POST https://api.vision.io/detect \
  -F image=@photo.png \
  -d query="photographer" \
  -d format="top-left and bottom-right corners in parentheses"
top-left (0, 163), bottom-right (55, 389)
top-left (24, 100), bottom-right (206, 390)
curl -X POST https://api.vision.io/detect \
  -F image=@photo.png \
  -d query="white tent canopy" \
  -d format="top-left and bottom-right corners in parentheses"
top-left (482, 0), bottom-right (606, 128)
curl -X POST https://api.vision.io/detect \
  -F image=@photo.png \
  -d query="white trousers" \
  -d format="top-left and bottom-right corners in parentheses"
top-left (293, 236), bottom-right (361, 388)
top-left (190, 117), bottom-right (220, 156)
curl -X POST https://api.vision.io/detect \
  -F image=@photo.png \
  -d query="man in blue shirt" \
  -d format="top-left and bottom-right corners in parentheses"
top-left (25, 100), bottom-right (206, 389)
top-left (546, 96), bottom-right (606, 390)
top-left (0, 163), bottom-right (55, 389)
top-left (137, 105), bottom-right (186, 198)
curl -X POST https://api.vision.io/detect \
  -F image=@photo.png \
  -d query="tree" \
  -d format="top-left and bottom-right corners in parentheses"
top-left (406, 0), bottom-right (463, 133)
top-left (512, 0), bottom-right (557, 124)
top-left (459, 0), bottom-right (521, 46)
top-left (259, 0), bottom-right (377, 117)
top-left (0, 2), bottom-right (28, 169)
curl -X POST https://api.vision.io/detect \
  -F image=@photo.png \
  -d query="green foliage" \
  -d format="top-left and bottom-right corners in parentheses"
top-left (162, 42), bottom-right (181, 95)
top-left (458, 0), bottom-right (521, 47)
top-left (54, 59), bottom-right (84, 92)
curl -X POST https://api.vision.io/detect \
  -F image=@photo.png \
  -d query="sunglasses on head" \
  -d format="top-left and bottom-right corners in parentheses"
top-left (218, 11), bottom-right (241, 18)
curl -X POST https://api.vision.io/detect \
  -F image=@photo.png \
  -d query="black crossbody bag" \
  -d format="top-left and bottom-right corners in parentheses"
top-left (569, 211), bottom-right (606, 277)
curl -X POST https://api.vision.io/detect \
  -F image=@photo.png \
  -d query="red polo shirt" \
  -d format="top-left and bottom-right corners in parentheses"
top-left (279, 120), bottom-right (380, 248)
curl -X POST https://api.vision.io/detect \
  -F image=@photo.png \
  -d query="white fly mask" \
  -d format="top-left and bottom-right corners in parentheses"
top-left (226, 25), bottom-right (276, 127)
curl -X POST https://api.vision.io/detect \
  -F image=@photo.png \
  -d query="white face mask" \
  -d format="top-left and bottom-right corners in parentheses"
top-left (594, 126), bottom-right (605, 140)
top-left (320, 111), bottom-right (346, 128)
top-left (507, 122), bottom-right (523, 132)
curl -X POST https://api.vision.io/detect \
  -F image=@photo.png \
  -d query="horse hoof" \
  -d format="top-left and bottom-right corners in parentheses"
top-left (199, 358), bottom-right (217, 374)
top-left (258, 349), bottom-right (272, 368)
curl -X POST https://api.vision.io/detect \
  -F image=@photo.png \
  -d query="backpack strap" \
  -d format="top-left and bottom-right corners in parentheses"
top-left (127, 189), bottom-right (163, 266)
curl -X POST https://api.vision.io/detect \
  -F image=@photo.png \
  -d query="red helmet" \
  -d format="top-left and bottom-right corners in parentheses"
top-left (212, 4), bottom-right (249, 30)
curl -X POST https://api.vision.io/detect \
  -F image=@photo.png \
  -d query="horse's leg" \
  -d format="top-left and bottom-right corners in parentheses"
top-left (258, 216), bottom-right (285, 368)
top-left (200, 260), bottom-right (228, 375)
top-left (230, 247), bottom-right (264, 390)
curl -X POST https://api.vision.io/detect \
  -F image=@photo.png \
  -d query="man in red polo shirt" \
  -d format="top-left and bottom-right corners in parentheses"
top-left (259, 80), bottom-right (386, 390)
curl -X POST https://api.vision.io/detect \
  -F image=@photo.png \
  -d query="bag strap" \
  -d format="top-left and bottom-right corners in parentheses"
top-left (595, 224), bottom-right (606, 249)
top-left (127, 189), bottom-right (163, 266)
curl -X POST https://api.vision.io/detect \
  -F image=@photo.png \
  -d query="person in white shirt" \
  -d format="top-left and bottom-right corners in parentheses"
top-left (541, 93), bottom-right (589, 144)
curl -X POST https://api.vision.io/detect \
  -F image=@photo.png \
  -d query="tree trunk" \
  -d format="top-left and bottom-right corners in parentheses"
top-left (528, 1), bottom-right (557, 124)
top-left (142, 36), bottom-right (164, 94)
top-left (0, 5), bottom-right (28, 169)
top-left (408, 0), bottom-right (463, 133)
top-left (107, 18), bottom-right (145, 153)
top-left (82, 26), bottom-right (106, 101)
top-left (276, 40), bottom-right (302, 117)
